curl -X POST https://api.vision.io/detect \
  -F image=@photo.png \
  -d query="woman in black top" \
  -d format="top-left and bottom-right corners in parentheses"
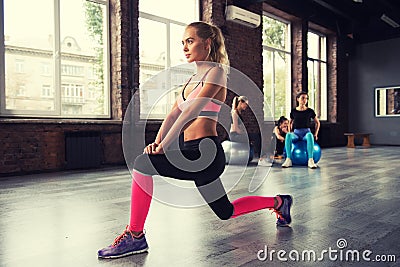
top-left (282, 92), bottom-right (320, 168)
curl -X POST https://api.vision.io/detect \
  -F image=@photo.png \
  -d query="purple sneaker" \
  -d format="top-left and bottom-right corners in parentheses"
top-left (98, 226), bottom-right (149, 259)
top-left (271, 195), bottom-right (293, 227)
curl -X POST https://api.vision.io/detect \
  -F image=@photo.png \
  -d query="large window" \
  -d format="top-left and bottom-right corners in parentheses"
top-left (262, 14), bottom-right (291, 121)
top-left (307, 31), bottom-right (327, 120)
top-left (1, 0), bottom-right (110, 118)
top-left (139, 0), bottom-right (198, 120)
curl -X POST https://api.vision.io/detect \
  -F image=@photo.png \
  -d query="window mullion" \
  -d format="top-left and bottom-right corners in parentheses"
top-left (166, 22), bottom-right (172, 117)
top-left (54, 0), bottom-right (61, 115)
top-left (271, 51), bottom-right (276, 118)
top-left (0, 0), bottom-right (5, 113)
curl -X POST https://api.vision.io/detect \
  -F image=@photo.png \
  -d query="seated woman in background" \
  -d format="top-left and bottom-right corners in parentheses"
top-left (273, 116), bottom-right (289, 158)
top-left (229, 95), bottom-right (249, 142)
top-left (258, 116), bottom-right (289, 166)
top-left (281, 91), bottom-right (320, 169)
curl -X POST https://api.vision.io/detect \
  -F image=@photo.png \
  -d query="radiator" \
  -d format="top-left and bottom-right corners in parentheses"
top-left (65, 132), bottom-right (101, 169)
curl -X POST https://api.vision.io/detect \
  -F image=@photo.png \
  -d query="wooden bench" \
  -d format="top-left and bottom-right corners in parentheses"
top-left (344, 133), bottom-right (372, 148)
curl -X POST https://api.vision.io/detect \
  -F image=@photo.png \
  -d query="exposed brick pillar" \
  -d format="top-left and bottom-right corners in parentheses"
top-left (110, 0), bottom-right (136, 120)
top-left (327, 35), bottom-right (337, 122)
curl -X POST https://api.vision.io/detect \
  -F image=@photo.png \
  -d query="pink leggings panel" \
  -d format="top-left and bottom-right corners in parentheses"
top-left (231, 196), bottom-right (276, 218)
top-left (128, 172), bottom-right (277, 231)
top-left (128, 171), bottom-right (153, 232)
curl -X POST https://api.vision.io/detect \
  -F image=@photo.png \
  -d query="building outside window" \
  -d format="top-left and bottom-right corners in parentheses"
top-left (307, 31), bottom-right (328, 120)
top-left (15, 59), bottom-right (24, 73)
top-left (16, 84), bottom-right (26, 97)
top-left (41, 62), bottom-right (52, 76)
top-left (139, 0), bottom-right (199, 120)
top-left (41, 84), bottom-right (53, 98)
top-left (262, 14), bottom-right (291, 121)
top-left (0, 0), bottom-right (110, 118)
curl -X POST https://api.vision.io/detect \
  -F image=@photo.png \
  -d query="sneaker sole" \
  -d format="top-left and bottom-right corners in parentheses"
top-left (276, 217), bottom-right (290, 227)
top-left (98, 247), bottom-right (149, 259)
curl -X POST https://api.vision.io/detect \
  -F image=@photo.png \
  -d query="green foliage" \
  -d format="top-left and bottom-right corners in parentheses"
top-left (84, 1), bottom-right (103, 45)
top-left (263, 16), bottom-right (290, 119)
top-left (84, 1), bottom-right (105, 114)
top-left (262, 16), bottom-right (287, 62)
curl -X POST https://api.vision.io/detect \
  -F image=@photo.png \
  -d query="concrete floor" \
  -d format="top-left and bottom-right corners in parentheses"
top-left (0, 146), bottom-right (399, 267)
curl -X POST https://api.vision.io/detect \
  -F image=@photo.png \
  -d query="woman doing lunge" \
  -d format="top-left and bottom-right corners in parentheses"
top-left (98, 21), bottom-right (293, 259)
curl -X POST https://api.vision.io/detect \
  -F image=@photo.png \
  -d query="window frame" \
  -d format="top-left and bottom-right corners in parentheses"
top-left (0, 0), bottom-right (111, 119)
top-left (307, 29), bottom-right (328, 121)
top-left (138, 2), bottom-right (199, 121)
top-left (262, 12), bottom-right (292, 121)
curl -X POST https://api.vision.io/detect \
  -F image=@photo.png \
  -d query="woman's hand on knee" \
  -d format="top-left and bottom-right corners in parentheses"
top-left (153, 144), bottom-right (165, 154)
top-left (143, 142), bottom-right (158, 154)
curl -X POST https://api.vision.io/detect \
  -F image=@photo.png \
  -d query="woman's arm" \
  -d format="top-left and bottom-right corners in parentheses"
top-left (154, 67), bottom-right (226, 154)
top-left (154, 102), bottom-right (181, 144)
top-left (289, 119), bottom-right (293, 132)
top-left (313, 116), bottom-right (320, 140)
top-left (230, 110), bottom-right (242, 134)
top-left (143, 102), bottom-right (182, 154)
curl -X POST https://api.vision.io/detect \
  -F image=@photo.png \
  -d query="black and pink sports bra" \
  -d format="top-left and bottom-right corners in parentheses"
top-left (177, 67), bottom-right (222, 117)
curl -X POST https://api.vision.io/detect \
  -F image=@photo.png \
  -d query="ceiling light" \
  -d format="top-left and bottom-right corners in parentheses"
top-left (353, 0), bottom-right (362, 3)
top-left (381, 14), bottom-right (400, 28)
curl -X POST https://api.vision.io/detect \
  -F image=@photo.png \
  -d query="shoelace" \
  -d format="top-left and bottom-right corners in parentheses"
top-left (112, 227), bottom-right (133, 247)
top-left (269, 208), bottom-right (284, 221)
top-left (112, 226), bottom-right (145, 247)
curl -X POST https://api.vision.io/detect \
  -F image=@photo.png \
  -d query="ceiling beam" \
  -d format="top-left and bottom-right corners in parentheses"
top-left (234, 0), bottom-right (266, 7)
top-left (309, 0), bottom-right (354, 21)
top-left (379, 0), bottom-right (400, 19)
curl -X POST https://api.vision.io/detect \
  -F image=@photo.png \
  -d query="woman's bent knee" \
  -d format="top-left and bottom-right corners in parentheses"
top-left (216, 209), bottom-right (233, 220)
top-left (133, 154), bottom-right (156, 175)
top-left (304, 132), bottom-right (314, 141)
top-left (210, 201), bottom-right (234, 220)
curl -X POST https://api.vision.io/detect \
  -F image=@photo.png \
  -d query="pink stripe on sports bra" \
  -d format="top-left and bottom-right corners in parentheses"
top-left (176, 67), bottom-right (222, 116)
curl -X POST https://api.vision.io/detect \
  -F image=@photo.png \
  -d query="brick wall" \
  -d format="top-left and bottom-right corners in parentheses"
top-left (225, 4), bottom-right (263, 137)
top-left (291, 19), bottom-right (306, 101)
top-left (202, 1), bottom-right (264, 141)
top-left (0, 121), bottom-right (123, 175)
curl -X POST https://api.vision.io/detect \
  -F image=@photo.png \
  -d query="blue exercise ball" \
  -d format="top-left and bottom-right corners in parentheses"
top-left (291, 140), bottom-right (321, 165)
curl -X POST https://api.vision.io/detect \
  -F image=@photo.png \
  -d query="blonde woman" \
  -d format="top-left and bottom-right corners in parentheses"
top-left (98, 22), bottom-right (292, 259)
top-left (229, 95), bottom-right (249, 142)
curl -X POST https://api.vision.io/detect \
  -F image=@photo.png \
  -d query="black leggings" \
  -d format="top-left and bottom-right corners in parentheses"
top-left (133, 136), bottom-right (234, 220)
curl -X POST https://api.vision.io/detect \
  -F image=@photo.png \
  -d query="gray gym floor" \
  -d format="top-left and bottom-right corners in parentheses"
top-left (0, 146), bottom-right (399, 267)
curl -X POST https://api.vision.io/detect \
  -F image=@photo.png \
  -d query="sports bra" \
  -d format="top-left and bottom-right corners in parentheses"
top-left (176, 67), bottom-right (222, 117)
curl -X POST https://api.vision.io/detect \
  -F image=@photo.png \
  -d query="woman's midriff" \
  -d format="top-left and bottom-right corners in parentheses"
top-left (183, 118), bottom-right (218, 141)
